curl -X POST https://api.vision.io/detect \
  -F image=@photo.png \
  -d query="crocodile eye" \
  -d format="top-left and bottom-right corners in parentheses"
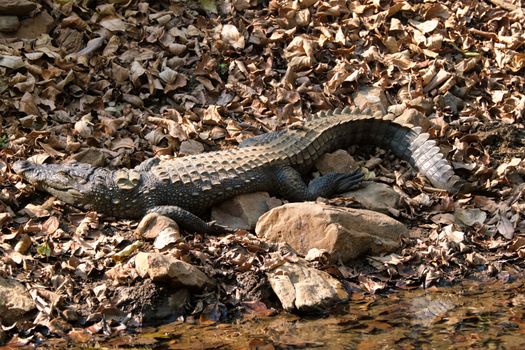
top-left (57, 171), bottom-right (73, 180)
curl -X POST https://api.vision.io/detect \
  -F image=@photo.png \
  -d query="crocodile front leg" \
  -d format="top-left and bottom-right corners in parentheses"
top-left (147, 205), bottom-right (231, 234)
top-left (274, 165), bottom-right (363, 201)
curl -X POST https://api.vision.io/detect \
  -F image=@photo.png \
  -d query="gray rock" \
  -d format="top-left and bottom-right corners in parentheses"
top-left (211, 192), bottom-right (273, 230)
top-left (256, 202), bottom-right (406, 263)
top-left (343, 181), bottom-right (401, 214)
top-left (267, 260), bottom-right (348, 313)
top-left (179, 139), bottom-right (204, 155)
top-left (0, 277), bottom-right (36, 325)
top-left (135, 252), bottom-right (214, 290)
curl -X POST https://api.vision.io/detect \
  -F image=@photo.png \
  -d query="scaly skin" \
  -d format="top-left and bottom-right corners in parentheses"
top-left (13, 107), bottom-right (464, 233)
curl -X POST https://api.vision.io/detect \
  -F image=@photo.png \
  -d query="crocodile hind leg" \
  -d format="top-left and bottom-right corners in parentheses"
top-left (147, 205), bottom-right (231, 234)
top-left (273, 165), bottom-right (363, 201)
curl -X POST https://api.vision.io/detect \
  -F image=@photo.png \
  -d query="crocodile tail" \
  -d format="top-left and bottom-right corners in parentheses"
top-left (394, 126), bottom-right (465, 193)
top-left (331, 108), bottom-right (465, 192)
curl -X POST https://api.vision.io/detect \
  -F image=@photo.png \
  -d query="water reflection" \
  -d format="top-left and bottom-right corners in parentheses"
top-left (101, 279), bottom-right (525, 349)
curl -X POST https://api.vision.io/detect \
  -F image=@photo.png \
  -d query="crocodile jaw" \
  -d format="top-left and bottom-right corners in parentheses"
top-left (13, 160), bottom-right (93, 208)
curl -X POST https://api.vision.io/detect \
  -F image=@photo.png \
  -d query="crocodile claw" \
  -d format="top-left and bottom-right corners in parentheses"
top-left (334, 169), bottom-right (364, 193)
top-left (206, 221), bottom-right (235, 235)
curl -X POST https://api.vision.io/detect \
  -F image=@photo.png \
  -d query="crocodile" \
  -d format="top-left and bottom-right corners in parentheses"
top-left (13, 107), bottom-right (464, 233)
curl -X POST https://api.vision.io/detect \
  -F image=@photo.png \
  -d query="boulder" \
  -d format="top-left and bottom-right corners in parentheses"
top-left (211, 192), bottom-right (275, 230)
top-left (0, 277), bottom-right (36, 325)
top-left (267, 260), bottom-right (348, 313)
top-left (343, 181), bottom-right (401, 214)
top-left (135, 252), bottom-right (214, 290)
top-left (256, 203), bottom-right (406, 263)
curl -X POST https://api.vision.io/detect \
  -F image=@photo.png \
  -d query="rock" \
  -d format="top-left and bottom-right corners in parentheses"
top-left (314, 149), bottom-right (357, 175)
top-left (267, 260), bottom-right (348, 313)
top-left (343, 181), bottom-right (401, 214)
top-left (0, 16), bottom-right (19, 32)
top-left (256, 203), bottom-right (406, 263)
top-left (211, 192), bottom-right (275, 230)
top-left (0, 0), bottom-right (37, 16)
top-left (0, 277), bottom-right (36, 325)
top-left (394, 108), bottom-right (432, 130)
top-left (179, 139), bottom-right (204, 155)
top-left (136, 213), bottom-right (181, 245)
top-left (13, 10), bottom-right (54, 39)
top-left (304, 248), bottom-right (330, 263)
top-left (135, 252), bottom-right (214, 290)
top-left (353, 86), bottom-right (388, 114)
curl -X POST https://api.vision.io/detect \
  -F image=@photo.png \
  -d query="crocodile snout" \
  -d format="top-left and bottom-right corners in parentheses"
top-left (13, 160), bottom-right (36, 175)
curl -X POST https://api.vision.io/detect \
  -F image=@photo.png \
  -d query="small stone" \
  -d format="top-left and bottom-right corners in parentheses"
top-left (343, 181), bottom-right (401, 214)
top-left (135, 252), bottom-right (214, 290)
top-left (256, 202), bottom-right (406, 263)
top-left (211, 192), bottom-right (271, 230)
top-left (315, 149), bottom-right (357, 175)
top-left (304, 248), bottom-right (329, 262)
top-left (267, 260), bottom-right (348, 313)
top-left (0, 16), bottom-right (19, 33)
top-left (0, 0), bottom-right (37, 16)
top-left (179, 139), bottom-right (204, 155)
top-left (0, 277), bottom-right (36, 325)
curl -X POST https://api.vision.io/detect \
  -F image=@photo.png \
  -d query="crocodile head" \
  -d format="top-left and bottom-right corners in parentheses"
top-left (13, 160), bottom-right (112, 211)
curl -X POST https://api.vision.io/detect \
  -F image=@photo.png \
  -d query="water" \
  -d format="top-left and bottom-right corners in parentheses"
top-left (73, 279), bottom-right (525, 349)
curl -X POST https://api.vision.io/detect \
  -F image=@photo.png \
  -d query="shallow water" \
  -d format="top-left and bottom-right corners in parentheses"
top-left (91, 279), bottom-right (525, 349)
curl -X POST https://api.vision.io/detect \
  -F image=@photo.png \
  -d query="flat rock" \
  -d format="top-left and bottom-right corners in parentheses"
top-left (0, 16), bottom-right (19, 32)
top-left (267, 260), bottom-right (348, 313)
top-left (256, 203), bottom-right (406, 263)
top-left (343, 181), bottom-right (401, 214)
top-left (314, 149), bottom-right (357, 175)
top-left (0, 277), bottom-right (36, 325)
top-left (0, 0), bottom-right (37, 16)
top-left (211, 192), bottom-right (276, 230)
top-left (135, 252), bottom-right (214, 290)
